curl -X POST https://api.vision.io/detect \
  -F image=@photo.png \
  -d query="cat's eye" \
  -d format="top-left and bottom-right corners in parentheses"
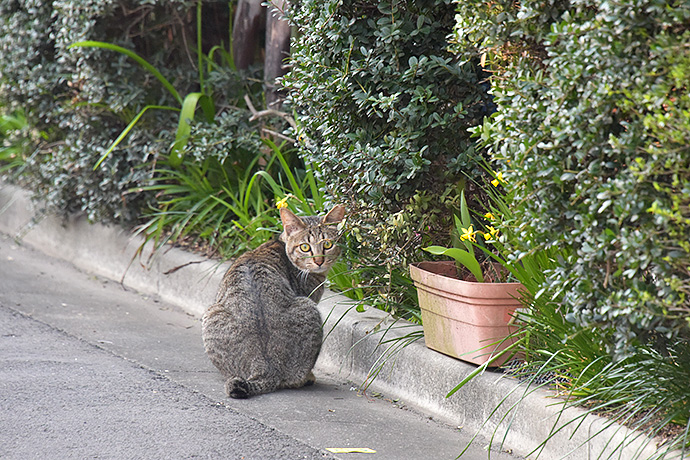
top-left (299, 243), bottom-right (311, 253)
top-left (323, 240), bottom-right (334, 250)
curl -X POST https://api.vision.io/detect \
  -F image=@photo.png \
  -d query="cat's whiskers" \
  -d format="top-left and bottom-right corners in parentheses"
top-left (299, 268), bottom-right (311, 284)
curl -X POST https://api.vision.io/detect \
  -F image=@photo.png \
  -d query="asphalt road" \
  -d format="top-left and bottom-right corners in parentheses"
top-left (0, 234), bottom-right (521, 460)
top-left (1, 307), bottom-right (332, 460)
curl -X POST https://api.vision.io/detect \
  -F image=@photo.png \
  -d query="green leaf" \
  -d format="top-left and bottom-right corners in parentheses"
top-left (169, 93), bottom-right (214, 167)
top-left (423, 246), bottom-right (484, 282)
top-left (93, 105), bottom-right (178, 170)
top-left (198, 93), bottom-right (216, 123)
top-left (446, 361), bottom-right (490, 398)
top-left (69, 41), bottom-right (182, 105)
top-left (460, 190), bottom-right (471, 228)
top-left (458, 190), bottom-right (474, 253)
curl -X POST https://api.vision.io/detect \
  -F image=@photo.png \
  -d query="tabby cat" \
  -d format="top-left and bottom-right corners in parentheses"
top-left (201, 205), bottom-right (346, 399)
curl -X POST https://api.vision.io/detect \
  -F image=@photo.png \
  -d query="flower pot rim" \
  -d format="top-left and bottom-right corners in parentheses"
top-left (411, 260), bottom-right (522, 287)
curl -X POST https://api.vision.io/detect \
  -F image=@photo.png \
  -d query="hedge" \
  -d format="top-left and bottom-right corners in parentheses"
top-left (453, 0), bottom-right (690, 356)
top-left (280, 0), bottom-right (495, 313)
top-left (0, 0), bottom-right (226, 222)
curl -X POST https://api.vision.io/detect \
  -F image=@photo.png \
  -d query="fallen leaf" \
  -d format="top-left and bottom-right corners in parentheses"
top-left (325, 447), bottom-right (376, 454)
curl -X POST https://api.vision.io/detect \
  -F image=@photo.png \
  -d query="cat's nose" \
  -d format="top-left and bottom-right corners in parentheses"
top-left (313, 256), bottom-right (325, 266)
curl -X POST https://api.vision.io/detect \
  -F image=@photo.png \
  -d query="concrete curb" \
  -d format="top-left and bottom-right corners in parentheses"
top-left (0, 183), bottom-right (673, 460)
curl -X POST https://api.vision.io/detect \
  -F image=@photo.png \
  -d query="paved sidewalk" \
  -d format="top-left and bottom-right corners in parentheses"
top-left (0, 235), bottom-right (518, 460)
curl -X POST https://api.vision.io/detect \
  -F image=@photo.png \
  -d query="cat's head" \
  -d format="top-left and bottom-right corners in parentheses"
top-left (279, 205), bottom-right (346, 274)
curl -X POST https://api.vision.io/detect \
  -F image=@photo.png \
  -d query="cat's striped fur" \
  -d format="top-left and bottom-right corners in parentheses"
top-left (201, 205), bottom-right (345, 399)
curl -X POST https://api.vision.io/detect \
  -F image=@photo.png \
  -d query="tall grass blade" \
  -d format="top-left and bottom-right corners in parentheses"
top-left (93, 105), bottom-right (178, 169)
top-left (262, 138), bottom-right (318, 213)
top-left (305, 169), bottom-right (324, 209)
top-left (169, 93), bottom-right (215, 167)
top-left (196, 0), bottom-right (204, 94)
top-left (69, 41), bottom-right (182, 104)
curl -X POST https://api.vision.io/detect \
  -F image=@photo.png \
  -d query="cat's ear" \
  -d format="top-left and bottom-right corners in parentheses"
top-left (322, 205), bottom-right (345, 225)
top-left (280, 207), bottom-right (306, 239)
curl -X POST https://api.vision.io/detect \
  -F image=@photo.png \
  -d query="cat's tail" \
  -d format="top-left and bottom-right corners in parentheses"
top-left (225, 377), bottom-right (277, 399)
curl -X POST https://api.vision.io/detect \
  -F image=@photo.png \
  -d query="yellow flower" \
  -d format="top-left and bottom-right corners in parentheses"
top-left (484, 212), bottom-right (495, 220)
top-left (483, 226), bottom-right (499, 241)
top-left (460, 225), bottom-right (477, 242)
top-left (275, 196), bottom-right (289, 209)
top-left (491, 172), bottom-right (505, 187)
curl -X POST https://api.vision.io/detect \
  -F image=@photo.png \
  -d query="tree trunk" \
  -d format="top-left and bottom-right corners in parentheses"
top-left (232, 0), bottom-right (265, 70)
top-left (264, 0), bottom-right (291, 109)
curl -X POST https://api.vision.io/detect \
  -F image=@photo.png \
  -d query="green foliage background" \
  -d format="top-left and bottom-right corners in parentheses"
top-left (3, 0), bottom-right (688, 360)
top-left (0, 0), bottom-right (235, 223)
top-left (454, 0), bottom-right (690, 357)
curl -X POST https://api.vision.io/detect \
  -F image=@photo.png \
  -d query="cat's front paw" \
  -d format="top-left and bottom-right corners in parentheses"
top-left (225, 377), bottom-right (251, 399)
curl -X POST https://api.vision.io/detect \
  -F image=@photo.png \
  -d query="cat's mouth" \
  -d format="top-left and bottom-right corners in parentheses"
top-left (309, 265), bottom-right (331, 275)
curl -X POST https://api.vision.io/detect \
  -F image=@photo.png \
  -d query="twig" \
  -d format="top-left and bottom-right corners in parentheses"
top-left (244, 94), bottom-right (258, 115)
top-left (250, 109), bottom-right (297, 130)
top-left (261, 127), bottom-right (295, 143)
top-left (244, 94), bottom-right (297, 130)
top-left (163, 259), bottom-right (205, 275)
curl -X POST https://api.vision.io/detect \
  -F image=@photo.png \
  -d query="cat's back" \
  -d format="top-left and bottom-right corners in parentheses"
top-left (213, 239), bottom-right (293, 306)
top-left (202, 239), bottom-right (294, 353)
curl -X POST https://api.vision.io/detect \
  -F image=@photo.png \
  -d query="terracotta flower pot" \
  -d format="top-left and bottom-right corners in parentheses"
top-left (410, 261), bottom-right (523, 367)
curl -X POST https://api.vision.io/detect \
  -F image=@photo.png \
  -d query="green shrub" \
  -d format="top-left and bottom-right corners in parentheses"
top-left (454, 0), bottom-right (690, 356)
top-left (281, 0), bottom-right (494, 317)
top-left (283, 0), bottom-right (494, 207)
top-left (0, 0), bottom-right (228, 222)
top-left (445, 2), bottom-right (690, 455)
